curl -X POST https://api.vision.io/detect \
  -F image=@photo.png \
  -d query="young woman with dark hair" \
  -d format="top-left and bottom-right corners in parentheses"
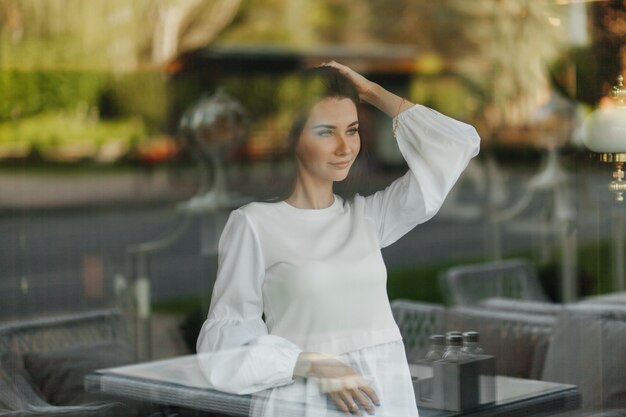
top-left (197, 62), bottom-right (480, 417)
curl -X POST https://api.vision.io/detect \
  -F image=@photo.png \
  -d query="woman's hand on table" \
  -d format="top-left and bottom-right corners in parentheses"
top-left (294, 352), bottom-right (380, 415)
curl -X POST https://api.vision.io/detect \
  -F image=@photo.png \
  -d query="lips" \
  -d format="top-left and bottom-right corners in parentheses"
top-left (330, 161), bottom-right (351, 169)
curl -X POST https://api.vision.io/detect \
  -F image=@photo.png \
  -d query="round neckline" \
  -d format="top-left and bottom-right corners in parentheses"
top-left (279, 195), bottom-right (343, 216)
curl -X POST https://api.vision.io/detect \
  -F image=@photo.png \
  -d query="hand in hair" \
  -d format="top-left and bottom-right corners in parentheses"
top-left (320, 61), bottom-right (374, 103)
top-left (320, 61), bottom-right (413, 118)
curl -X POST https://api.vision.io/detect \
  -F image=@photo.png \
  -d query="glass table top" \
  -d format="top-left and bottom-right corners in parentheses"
top-left (87, 355), bottom-right (580, 417)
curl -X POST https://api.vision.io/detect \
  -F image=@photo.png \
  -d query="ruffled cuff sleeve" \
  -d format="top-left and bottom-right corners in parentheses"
top-left (197, 334), bottom-right (301, 395)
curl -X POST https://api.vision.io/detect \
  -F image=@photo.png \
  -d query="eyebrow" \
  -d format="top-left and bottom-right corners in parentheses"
top-left (311, 121), bottom-right (359, 129)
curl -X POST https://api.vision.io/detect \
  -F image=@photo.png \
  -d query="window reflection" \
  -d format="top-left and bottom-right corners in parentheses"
top-left (1, 1), bottom-right (625, 416)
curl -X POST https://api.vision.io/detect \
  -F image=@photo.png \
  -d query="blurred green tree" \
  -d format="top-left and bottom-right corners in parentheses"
top-left (0, 0), bottom-right (242, 71)
top-left (442, 0), bottom-right (567, 140)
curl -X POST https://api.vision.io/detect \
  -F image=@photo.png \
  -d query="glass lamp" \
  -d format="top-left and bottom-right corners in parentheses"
top-left (582, 75), bottom-right (626, 201)
top-left (178, 88), bottom-right (250, 211)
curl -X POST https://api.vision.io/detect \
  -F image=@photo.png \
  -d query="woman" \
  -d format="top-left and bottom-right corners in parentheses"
top-left (197, 62), bottom-right (480, 416)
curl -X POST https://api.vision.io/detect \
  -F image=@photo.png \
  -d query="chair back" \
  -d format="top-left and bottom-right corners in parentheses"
top-left (439, 258), bottom-right (549, 306)
top-left (478, 297), bottom-right (562, 316)
top-left (390, 299), bottom-right (446, 363)
top-left (447, 306), bottom-right (556, 379)
top-left (0, 309), bottom-right (129, 358)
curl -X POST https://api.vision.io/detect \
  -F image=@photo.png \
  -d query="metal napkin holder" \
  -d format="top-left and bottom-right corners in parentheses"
top-left (411, 355), bottom-right (496, 412)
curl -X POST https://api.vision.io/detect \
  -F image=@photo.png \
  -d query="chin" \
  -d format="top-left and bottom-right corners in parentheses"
top-left (331, 171), bottom-right (350, 182)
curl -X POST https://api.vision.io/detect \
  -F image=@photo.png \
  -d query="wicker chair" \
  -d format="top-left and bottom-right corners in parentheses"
top-left (390, 299), bottom-right (446, 363)
top-left (392, 299), bottom-right (626, 416)
top-left (446, 306), bottom-right (556, 380)
top-left (0, 310), bottom-right (129, 358)
top-left (439, 258), bottom-right (550, 306)
top-left (0, 310), bottom-right (138, 417)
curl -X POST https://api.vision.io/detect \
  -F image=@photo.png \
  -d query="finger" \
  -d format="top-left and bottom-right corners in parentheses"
top-left (323, 60), bottom-right (346, 72)
top-left (359, 385), bottom-right (381, 407)
top-left (338, 390), bottom-right (361, 416)
top-left (329, 391), bottom-right (351, 415)
top-left (352, 388), bottom-right (375, 415)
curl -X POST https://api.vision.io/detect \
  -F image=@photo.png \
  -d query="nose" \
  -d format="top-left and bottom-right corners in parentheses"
top-left (335, 134), bottom-right (352, 156)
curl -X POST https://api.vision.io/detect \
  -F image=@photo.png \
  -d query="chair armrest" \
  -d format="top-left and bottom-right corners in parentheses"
top-left (478, 297), bottom-right (562, 315)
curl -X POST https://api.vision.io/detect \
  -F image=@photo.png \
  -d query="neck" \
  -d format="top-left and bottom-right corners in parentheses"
top-left (286, 175), bottom-right (334, 209)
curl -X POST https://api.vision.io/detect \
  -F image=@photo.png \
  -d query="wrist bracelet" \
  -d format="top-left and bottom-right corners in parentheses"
top-left (396, 97), bottom-right (406, 117)
top-left (393, 97), bottom-right (406, 137)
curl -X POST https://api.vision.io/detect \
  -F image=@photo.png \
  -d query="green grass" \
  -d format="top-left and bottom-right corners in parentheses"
top-left (154, 296), bottom-right (207, 316)
top-left (387, 262), bottom-right (454, 304)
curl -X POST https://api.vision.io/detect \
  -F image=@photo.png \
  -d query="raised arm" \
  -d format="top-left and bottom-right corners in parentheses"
top-left (323, 61), bottom-right (481, 248)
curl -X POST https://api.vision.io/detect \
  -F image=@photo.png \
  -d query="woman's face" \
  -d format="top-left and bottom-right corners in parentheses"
top-left (295, 97), bottom-right (360, 184)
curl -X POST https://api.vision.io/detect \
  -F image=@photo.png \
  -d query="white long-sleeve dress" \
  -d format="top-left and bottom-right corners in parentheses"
top-left (196, 104), bottom-right (480, 417)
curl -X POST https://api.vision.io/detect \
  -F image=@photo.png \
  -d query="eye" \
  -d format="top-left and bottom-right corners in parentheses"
top-left (346, 127), bottom-right (359, 136)
top-left (316, 129), bottom-right (334, 137)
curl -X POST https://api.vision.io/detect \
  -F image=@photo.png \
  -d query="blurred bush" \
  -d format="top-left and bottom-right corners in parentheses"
top-left (100, 71), bottom-right (168, 130)
top-left (0, 68), bottom-right (172, 163)
top-left (0, 70), bottom-right (107, 121)
top-left (0, 109), bottom-right (146, 162)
